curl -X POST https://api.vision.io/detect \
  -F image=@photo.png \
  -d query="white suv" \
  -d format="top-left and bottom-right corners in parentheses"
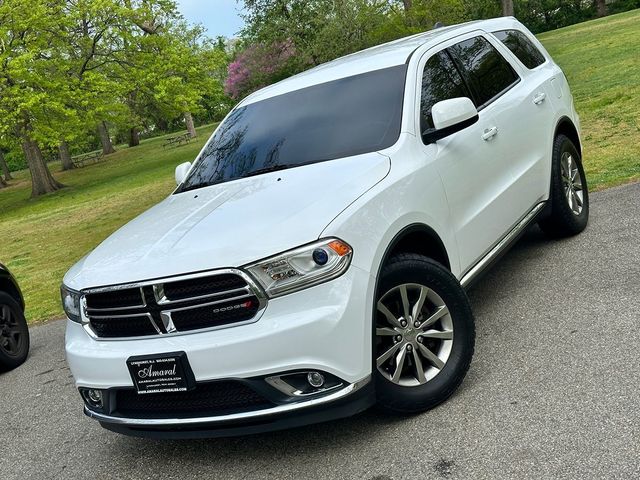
top-left (62, 17), bottom-right (588, 438)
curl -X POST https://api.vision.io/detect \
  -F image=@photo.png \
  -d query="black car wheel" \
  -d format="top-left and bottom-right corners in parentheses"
top-left (539, 134), bottom-right (589, 238)
top-left (374, 254), bottom-right (475, 413)
top-left (0, 292), bottom-right (30, 371)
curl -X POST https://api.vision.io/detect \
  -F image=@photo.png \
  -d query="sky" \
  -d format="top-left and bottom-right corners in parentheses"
top-left (175, 0), bottom-right (245, 39)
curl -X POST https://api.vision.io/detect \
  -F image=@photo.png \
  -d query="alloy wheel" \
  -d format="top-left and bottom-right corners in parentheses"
top-left (376, 283), bottom-right (453, 386)
top-left (0, 304), bottom-right (24, 357)
top-left (561, 152), bottom-right (584, 215)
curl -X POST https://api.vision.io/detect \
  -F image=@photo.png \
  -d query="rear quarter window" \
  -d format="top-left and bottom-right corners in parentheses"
top-left (493, 29), bottom-right (546, 69)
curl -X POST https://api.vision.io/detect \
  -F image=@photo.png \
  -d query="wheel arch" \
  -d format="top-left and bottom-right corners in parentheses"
top-left (377, 223), bottom-right (451, 280)
top-left (555, 117), bottom-right (582, 155)
top-left (0, 276), bottom-right (25, 311)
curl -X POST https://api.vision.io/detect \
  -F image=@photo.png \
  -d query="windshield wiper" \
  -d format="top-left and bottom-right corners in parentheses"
top-left (244, 164), bottom-right (292, 178)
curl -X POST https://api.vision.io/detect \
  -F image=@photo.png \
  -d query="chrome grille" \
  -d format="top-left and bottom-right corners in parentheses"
top-left (81, 270), bottom-right (266, 339)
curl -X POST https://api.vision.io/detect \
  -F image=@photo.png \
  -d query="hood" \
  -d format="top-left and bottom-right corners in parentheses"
top-left (64, 152), bottom-right (390, 290)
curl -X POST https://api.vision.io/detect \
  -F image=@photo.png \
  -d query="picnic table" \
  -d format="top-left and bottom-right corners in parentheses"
top-left (163, 133), bottom-right (192, 148)
top-left (72, 151), bottom-right (105, 168)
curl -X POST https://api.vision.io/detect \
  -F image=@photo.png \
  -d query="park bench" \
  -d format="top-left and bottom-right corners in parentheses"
top-left (72, 151), bottom-right (105, 168)
top-left (163, 132), bottom-right (192, 148)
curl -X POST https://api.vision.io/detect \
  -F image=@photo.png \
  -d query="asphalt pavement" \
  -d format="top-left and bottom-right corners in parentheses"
top-left (1, 183), bottom-right (638, 480)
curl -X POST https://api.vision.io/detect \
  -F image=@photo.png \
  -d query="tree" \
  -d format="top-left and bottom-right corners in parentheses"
top-left (125, 20), bottom-right (229, 137)
top-left (502, 0), bottom-right (515, 16)
top-left (0, 150), bottom-right (12, 181)
top-left (97, 121), bottom-right (116, 154)
top-left (236, 1), bottom-right (400, 98)
top-left (595, 0), bottom-right (607, 17)
top-left (59, 140), bottom-right (74, 171)
top-left (0, 0), bottom-right (68, 197)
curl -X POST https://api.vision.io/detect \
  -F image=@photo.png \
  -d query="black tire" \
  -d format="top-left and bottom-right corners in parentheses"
top-left (374, 254), bottom-right (475, 413)
top-left (0, 292), bottom-right (30, 372)
top-left (539, 134), bottom-right (589, 238)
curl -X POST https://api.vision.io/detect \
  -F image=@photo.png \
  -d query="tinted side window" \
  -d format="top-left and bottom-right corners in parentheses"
top-left (493, 30), bottom-right (546, 69)
top-left (449, 36), bottom-right (519, 108)
top-left (420, 51), bottom-right (470, 134)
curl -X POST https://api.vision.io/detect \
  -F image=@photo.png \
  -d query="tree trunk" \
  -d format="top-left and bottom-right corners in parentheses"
top-left (22, 138), bottom-right (64, 197)
top-left (97, 121), bottom-right (116, 155)
top-left (0, 151), bottom-right (12, 180)
top-left (596, 0), bottom-right (607, 17)
top-left (0, 173), bottom-right (6, 188)
top-left (156, 118), bottom-right (169, 132)
top-left (184, 112), bottom-right (197, 138)
top-left (59, 140), bottom-right (74, 171)
top-left (128, 127), bottom-right (140, 147)
top-left (402, 0), bottom-right (412, 11)
top-left (502, 0), bottom-right (514, 16)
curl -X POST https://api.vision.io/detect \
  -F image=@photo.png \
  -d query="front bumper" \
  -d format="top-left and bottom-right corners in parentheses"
top-left (88, 377), bottom-right (374, 439)
top-left (65, 265), bottom-right (375, 436)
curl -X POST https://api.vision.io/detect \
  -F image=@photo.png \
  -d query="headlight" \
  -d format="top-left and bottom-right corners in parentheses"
top-left (60, 285), bottom-right (83, 323)
top-left (245, 238), bottom-right (352, 298)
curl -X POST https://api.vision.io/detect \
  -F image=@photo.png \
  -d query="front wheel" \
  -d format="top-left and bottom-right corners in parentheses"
top-left (539, 134), bottom-right (589, 238)
top-left (374, 254), bottom-right (475, 413)
top-left (0, 292), bottom-right (30, 372)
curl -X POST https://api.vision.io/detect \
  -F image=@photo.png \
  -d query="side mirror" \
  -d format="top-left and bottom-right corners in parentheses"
top-left (422, 97), bottom-right (479, 144)
top-left (175, 161), bottom-right (192, 185)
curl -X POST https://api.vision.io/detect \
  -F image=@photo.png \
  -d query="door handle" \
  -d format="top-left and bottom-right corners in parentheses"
top-left (533, 92), bottom-right (546, 105)
top-left (482, 126), bottom-right (498, 141)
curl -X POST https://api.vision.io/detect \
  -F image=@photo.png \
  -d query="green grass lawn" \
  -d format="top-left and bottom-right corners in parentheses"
top-left (539, 9), bottom-right (640, 188)
top-left (0, 124), bottom-right (217, 323)
top-left (1, 10), bottom-right (639, 324)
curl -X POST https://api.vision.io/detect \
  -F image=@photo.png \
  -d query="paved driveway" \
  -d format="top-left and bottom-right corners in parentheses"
top-left (1, 183), bottom-right (638, 480)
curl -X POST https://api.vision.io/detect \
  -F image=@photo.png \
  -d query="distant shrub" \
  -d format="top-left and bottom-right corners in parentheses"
top-left (225, 40), bottom-right (296, 100)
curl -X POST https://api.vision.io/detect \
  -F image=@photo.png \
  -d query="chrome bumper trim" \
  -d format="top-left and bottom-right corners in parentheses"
top-left (84, 376), bottom-right (370, 427)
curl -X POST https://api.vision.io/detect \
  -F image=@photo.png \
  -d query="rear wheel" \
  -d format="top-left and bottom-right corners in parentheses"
top-left (0, 292), bottom-right (30, 372)
top-left (374, 254), bottom-right (474, 413)
top-left (539, 134), bottom-right (589, 237)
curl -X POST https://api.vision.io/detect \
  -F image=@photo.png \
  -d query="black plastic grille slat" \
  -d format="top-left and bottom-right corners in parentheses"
top-left (114, 381), bottom-right (272, 418)
top-left (83, 272), bottom-right (260, 338)
top-left (85, 288), bottom-right (144, 309)
top-left (89, 316), bottom-right (156, 338)
top-left (171, 298), bottom-right (260, 332)
top-left (163, 274), bottom-right (248, 301)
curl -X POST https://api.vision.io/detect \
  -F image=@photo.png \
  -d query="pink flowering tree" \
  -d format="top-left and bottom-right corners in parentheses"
top-left (225, 40), bottom-right (297, 100)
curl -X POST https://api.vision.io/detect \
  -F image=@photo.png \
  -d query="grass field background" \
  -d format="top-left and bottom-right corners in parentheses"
top-left (1, 10), bottom-right (639, 323)
top-left (538, 9), bottom-right (640, 188)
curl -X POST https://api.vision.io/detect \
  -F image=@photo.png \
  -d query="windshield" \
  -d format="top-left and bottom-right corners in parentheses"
top-left (177, 65), bottom-right (407, 192)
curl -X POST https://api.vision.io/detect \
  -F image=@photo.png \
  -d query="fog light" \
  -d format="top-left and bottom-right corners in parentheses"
top-left (307, 371), bottom-right (325, 388)
top-left (81, 388), bottom-right (103, 409)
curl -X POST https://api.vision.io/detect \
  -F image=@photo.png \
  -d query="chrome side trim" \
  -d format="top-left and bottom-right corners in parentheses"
top-left (85, 376), bottom-right (371, 427)
top-left (460, 202), bottom-right (545, 288)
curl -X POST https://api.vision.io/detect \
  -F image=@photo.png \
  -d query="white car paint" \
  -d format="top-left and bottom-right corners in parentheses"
top-left (64, 152), bottom-right (390, 290)
top-left (432, 97), bottom-right (478, 130)
top-left (64, 17), bottom-right (580, 429)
